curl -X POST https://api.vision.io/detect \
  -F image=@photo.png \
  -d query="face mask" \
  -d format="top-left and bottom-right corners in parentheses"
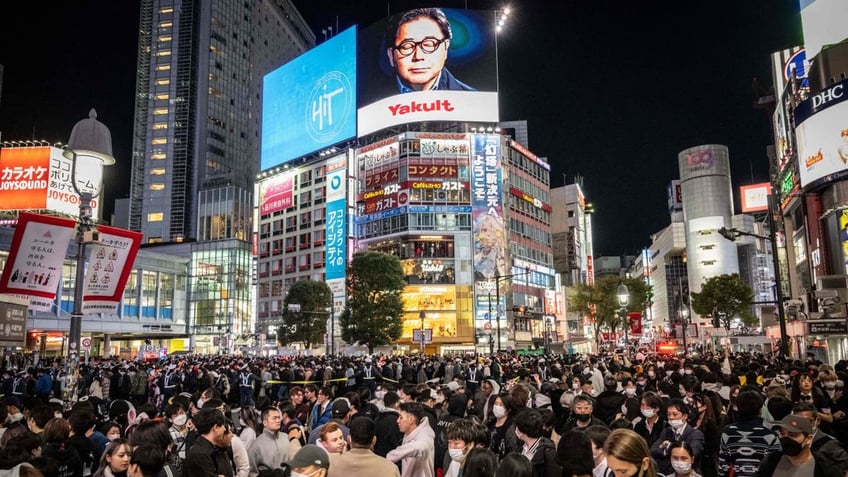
top-left (448, 448), bottom-right (466, 463)
top-left (8, 413), bottom-right (23, 422)
top-left (572, 383), bottom-right (580, 390)
top-left (648, 371), bottom-right (655, 378)
top-left (779, 436), bottom-right (805, 456)
top-left (679, 369), bottom-right (686, 375)
top-left (375, 390), bottom-right (386, 400)
top-left (671, 461), bottom-right (692, 474)
top-left (173, 414), bottom-right (188, 426)
top-left (825, 381), bottom-right (836, 390)
top-left (575, 413), bottom-right (592, 423)
top-left (638, 380), bottom-right (647, 387)
top-left (685, 370), bottom-right (693, 375)
top-left (107, 433), bottom-right (121, 441)
top-left (492, 405), bottom-right (506, 418)
top-left (666, 371), bottom-right (674, 377)
top-left (54, 412), bottom-right (64, 419)
top-left (625, 387), bottom-right (637, 395)
top-left (437, 395), bottom-right (446, 404)
top-left (669, 419), bottom-right (685, 430)
top-left (641, 408), bottom-right (655, 418)
top-left (584, 368), bottom-right (593, 375)
top-left (197, 399), bottom-right (207, 409)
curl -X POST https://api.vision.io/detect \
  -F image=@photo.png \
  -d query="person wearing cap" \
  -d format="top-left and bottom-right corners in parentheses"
top-left (328, 416), bottom-right (399, 477)
top-left (758, 414), bottom-right (844, 477)
top-left (290, 444), bottom-right (330, 477)
top-left (790, 402), bottom-right (848, 471)
top-left (357, 359), bottom-right (382, 398)
top-left (387, 402), bottom-right (435, 477)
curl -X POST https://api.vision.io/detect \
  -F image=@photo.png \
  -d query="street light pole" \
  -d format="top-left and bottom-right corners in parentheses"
top-left (419, 311), bottom-right (426, 355)
top-left (492, 267), bottom-right (531, 354)
top-left (63, 110), bottom-right (115, 397)
top-left (617, 282), bottom-right (629, 352)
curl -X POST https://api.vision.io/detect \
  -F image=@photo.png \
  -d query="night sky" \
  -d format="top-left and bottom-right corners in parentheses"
top-left (0, 1), bottom-right (803, 255)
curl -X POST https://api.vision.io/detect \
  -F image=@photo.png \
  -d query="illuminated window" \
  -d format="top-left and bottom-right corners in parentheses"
top-left (158, 35), bottom-right (172, 42)
top-left (152, 123), bottom-right (168, 130)
top-left (155, 78), bottom-right (170, 86)
top-left (159, 7), bottom-right (173, 14)
top-left (151, 138), bottom-right (167, 145)
top-left (159, 22), bottom-right (173, 28)
top-left (151, 153), bottom-right (166, 160)
top-left (153, 108), bottom-right (168, 115)
top-left (156, 50), bottom-right (171, 57)
top-left (154, 93), bottom-right (169, 100)
top-left (155, 64), bottom-right (171, 71)
top-left (147, 212), bottom-right (164, 222)
top-left (150, 183), bottom-right (166, 191)
top-left (150, 168), bottom-right (167, 175)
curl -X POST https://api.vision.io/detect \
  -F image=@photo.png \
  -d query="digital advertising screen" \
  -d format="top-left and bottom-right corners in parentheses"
top-left (795, 78), bottom-right (848, 187)
top-left (261, 26), bottom-right (357, 171)
top-left (357, 8), bottom-right (498, 136)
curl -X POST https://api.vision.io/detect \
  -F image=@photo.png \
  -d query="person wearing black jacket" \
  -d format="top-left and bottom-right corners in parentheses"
top-left (514, 409), bottom-right (559, 477)
top-left (373, 391), bottom-right (404, 462)
top-left (182, 408), bottom-right (234, 477)
top-left (593, 377), bottom-right (626, 425)
top-left (434, 393), bottom-right (467, 476)
top-left (42, 418), bottom-right (84, 477)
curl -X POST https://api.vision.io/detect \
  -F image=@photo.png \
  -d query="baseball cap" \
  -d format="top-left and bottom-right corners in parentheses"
top-left (331, 398), bottom-right (351, 418)
top-left (774, 414), bottom-right (813, 435)
top-left (290, 444), bottom-right (330, 470)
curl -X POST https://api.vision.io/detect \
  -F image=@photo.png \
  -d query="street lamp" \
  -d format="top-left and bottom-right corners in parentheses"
top-left (679, 299), bottom-right (690, 354)
top-left (492, 267), bottom-right (530, 353)
top-left (419, 310), bottom-right (426, 355)
top-left (617, 282), bottom-right (629, 347)
top-left (717, 193), bottom-right (790, 358)
top-left (63, 109), bottom-right (115, 365)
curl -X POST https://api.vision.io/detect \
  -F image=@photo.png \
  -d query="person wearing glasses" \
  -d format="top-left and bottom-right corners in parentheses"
top-left (385, 8), bottom-right (475, 94)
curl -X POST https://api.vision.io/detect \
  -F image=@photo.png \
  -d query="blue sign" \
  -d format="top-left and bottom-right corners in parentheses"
top-left (325, 199), bottom-right (347, 280)
top-left (261, 26), bottom-right (357, 170)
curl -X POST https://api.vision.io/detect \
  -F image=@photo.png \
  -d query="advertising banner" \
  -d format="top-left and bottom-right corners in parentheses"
top-left (357, 8), bottom-right (498, 137)
top-left (740, 183), bottom-right (771, 213)
top-left (0, 212), bottom-right (76, 311)
top-left (325, 157), bottom-right (347, 281)
top-left (82, 225), bottom-right (143, 314)
top-left (667, 180), bottom-right (682, 212)
top-left (261, 26), bottom-right (357, 170)
top-left (258, 171), bottom-right (295, 215)
top-left (795, 79), bottom-right (848, 187)
top-left (471, 134), bottom-right (504, 287)
top-left (0, 147), bottom-right (102, 219)
top-left (628, 312), bottom-right (643, 335)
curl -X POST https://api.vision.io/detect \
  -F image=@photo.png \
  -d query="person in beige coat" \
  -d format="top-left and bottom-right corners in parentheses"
top-left (328, 416), bottom-right (399, 477)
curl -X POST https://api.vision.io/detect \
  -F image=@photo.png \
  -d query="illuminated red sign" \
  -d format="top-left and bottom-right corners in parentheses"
top-left (509, 187), bottom-right (552, 212)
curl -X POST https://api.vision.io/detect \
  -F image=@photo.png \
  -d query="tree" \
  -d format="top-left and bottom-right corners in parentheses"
top-left (570, 275), bottom-right (651, 349)
top-left (691, 273), bottom-right (756, 333)
top-left (339, 252), bottom-right (405, 354)
top-left (278, 280), bottom-right (332, 349)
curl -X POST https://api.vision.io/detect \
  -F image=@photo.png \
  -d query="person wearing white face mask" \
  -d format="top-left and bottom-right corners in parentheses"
top-left (650, 400), bottom-right (704, 476)
top-left (441, 419), bottom-right (480, 477)
top-left (634, 392), bottom-right (665, 447)
top-left (290, 445), bottom-right (331, 477)
top-left (584, 425), bottom-right (614, 477)
top-left (664, 442), bottom-right (700, 477)
top-left (166, 403), bottom-right (189, 462)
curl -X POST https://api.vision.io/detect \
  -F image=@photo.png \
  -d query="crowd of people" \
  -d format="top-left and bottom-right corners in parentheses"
top-left (0, 347), bottom-right (846, 477)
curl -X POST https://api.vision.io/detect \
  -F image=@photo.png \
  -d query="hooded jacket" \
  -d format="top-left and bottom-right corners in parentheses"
top-left (387, 416), bottom-right (435, 477)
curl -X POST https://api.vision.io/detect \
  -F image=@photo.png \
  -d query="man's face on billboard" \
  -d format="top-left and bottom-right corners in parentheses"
top-left (387, 16), bottom-right (449, 91)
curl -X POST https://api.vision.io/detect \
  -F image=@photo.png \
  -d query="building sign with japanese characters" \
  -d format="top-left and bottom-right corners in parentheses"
top-left (0, 212), bottom-right (76, 311)
top-left (0, 147), bottom-right (102, 219)
top-left (325, 157), bottom-right (347, 281)
top-left (471, 133), bottom-right (505, 323)
top-left (82, 225), bottom-right (143, 314)
top-left (258, 171), bottom-right (295, 215)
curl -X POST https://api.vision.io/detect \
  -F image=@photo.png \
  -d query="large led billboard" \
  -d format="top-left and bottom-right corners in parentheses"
top-left (0, 146), bottom-right (103, 219)
top-left (800, 0), bottom-right (848, 59)
top-left (357, 8), bottom-right (498, 137)
top-left (261, 26), bottom-right (357, 170)
top-left (795, 78), bottom-right (848, 187)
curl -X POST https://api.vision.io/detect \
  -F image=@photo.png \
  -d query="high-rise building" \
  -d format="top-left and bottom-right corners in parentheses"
top-left (127, 0), bottom-right (314, 352)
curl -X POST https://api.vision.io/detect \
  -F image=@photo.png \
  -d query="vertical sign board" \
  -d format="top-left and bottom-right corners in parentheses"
top-left (82, 225), bottom-right (143, 314)
top-left (0, 300), bottom-right (28, 348)
top-left (325, 156), bottom-right (347, 287)
top-left (0, 212), bottom-right (76, 311)
top-left (471, 134), bottom-right (504, 330)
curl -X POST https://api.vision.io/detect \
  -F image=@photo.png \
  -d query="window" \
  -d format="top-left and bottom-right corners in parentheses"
top-left (159, 21), bottom-right (173, 28)
top-left (147, 212), bottom-right (164, 222)
top-left (155, 64), bottom-right (171, 71)
top-left (155, 79), bottom-right (170, 86)
top-left (158, 35), bottom-right (173, 42)
top-left (151, 153), bottom-right (166, 160)
top-left (150, 183), bottom-right (165, 191)
top-left (159, 7), bottom-right (173, 14)
top-left (153, 108), bottom-right (168, 115)
top-left (151, 168), bottom-right (166, 175)
top-left (151, 138), bottom-right (167, 145)
top-left (156, 50), bottom-right (172, 57)
top-left (154, 93), bottom-right (169, 100)
top-left (152, 123), bottom-right (168, 130)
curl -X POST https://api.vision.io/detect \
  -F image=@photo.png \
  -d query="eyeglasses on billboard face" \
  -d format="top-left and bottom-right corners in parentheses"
top-left (393, 37), bottom-right (446, 57)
